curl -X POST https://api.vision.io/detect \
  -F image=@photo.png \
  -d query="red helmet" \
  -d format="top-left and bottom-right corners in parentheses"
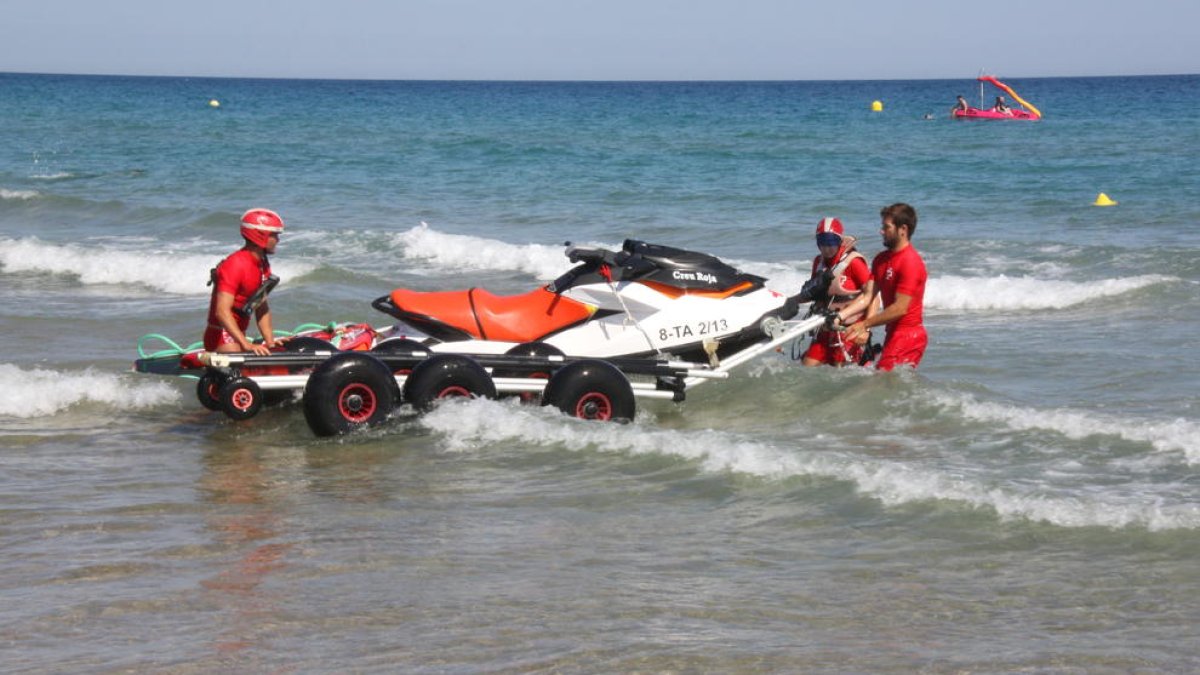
top-left (815, 217), bottom-right (844, 237)
top-left (240, 208), bottom-right (284, 248)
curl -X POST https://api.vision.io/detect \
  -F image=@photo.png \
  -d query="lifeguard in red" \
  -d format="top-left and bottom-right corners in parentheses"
top-left (870, 243), bottom-right (927, 370)
top-left (800, 217), bottom-right (873, 367)
top-left (204, 249), bottom-right (273, 350)
top-left (202, 208), bottom-right (284, 355)
top-left (841, 203), bottom-right (928, 371)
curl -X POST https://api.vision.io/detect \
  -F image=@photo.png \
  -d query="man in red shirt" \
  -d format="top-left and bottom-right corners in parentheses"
top-left (841, 203), bottom-right (928, 371)
top-left (799, 217), bottom-right (874, 367)
top-left (203, 208), bottom-right (285, 355)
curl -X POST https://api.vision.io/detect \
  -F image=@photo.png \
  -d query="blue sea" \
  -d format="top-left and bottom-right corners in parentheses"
top-left (2, 72), bottom-right (1199, 671)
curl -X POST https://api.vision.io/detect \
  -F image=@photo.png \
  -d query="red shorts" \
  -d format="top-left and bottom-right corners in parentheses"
top-left (203, 325), bottom-right (239, 351)
top-left (803, 330), bottom-right (864, 366)
top-left (876, 326), bottom-right (927, 371)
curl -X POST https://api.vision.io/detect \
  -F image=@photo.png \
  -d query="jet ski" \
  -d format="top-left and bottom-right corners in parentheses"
top-left (373, 239), bottom-right (805, 362)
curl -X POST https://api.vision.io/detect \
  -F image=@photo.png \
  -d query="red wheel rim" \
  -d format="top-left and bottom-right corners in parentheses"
top-left (437, 385), bottom-right (471, 399)
top-left (206, 382), bottom-right (220, 400)
top-left (230, 387), bottom-right (255, 412)
top-left (337, 383), bottom-right (377, 423)
top-left (574, 392), bottom-right (612, 420)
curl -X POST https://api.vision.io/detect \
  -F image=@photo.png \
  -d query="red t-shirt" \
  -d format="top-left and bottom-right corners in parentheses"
top-left (206, 249), bottom-right (271, 331)
top-left (870, 244), bottom-right (926, 332)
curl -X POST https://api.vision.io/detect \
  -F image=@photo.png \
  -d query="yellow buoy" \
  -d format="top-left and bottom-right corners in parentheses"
top-left (1093, 192), bottom-right (1117, 207)
top-left (208, 99), bottom-right (221, 108)
top-left (870, 100), bottom-right (883, 112)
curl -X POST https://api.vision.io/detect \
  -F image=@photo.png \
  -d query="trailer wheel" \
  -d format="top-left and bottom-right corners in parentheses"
top-left (284, 336), bottom-right (337, 353)
top-left (542, 359), bottom-right (635, 422)
top-left (498, 342), bottom-right (564, 402)
top-left (303, 352), bottom-right (399, 437)
top-left (403, 354), bottom-right (496, 413)
top-left (219, 376), bottom-right (263, 421)
top-left (196, 371), bottom-right (225, 411)
top-left (372, 337), bottom-right (426, 354)
top-left (371, 337), bottom-right (426, 374)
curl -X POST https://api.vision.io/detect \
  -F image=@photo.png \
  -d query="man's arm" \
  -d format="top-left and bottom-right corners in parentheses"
top-left (255, 302), bottom-right (277, 350)
top-left (845, 292), bottom-right (912, 342)
top-left (214, 291), bottom-right (270, 355)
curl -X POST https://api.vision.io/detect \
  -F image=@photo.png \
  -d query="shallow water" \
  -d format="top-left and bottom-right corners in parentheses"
top-left (2, 72), bottom-right (1199, 670)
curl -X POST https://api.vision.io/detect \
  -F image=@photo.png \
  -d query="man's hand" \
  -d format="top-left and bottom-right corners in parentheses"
top-left (844, 321), bottom-right (868, 343)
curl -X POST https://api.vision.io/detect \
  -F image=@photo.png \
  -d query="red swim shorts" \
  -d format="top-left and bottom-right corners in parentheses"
top-left (203, 325), bottom-right (239, 351)
top-left (803, 330), bottom-right (864, 366)
top-left (876, 327), bottom-right (927, 371)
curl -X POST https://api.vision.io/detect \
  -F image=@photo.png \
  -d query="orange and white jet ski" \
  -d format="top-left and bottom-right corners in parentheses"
top-left (373, 239), bottom-right (806, 362)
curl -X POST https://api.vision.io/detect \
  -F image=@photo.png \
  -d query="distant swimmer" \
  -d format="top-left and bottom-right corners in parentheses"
top-left (204, 209), bottom-right (285, 355)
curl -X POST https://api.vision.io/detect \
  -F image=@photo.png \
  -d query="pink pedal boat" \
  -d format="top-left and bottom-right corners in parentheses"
top-left (952, 75), bottom-right (1042, 121)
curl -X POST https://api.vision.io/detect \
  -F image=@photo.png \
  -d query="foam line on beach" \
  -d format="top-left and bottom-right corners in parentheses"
top-left (0, 188), bottom-right (40, 200)
top-left (418, 398), bottom-right (1200, 531)
top-left (931, 391), bottom-right (1200, 465)
top-left (0, 364), bottom-right (179, 418)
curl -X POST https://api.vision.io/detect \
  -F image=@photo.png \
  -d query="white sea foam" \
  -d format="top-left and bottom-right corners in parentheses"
top-left (0, 188), bottom-right (40, 200)
top-left (811, 455), bottom-right (1200, 531)
top-left (419, 398), bottom-right (1200, 530)
top-left (0, 237), bottom-right (313, 295)
top-left (29, 172), bottom-right (73, 180)
top-left (926, 273), bottom-right (1170, 311)
top-left (0, 363), bottom-right (179, 418)
top-left (932, 391), bottom-right (1200, 464)
top-left (395, 222), bottom-right (578, 280)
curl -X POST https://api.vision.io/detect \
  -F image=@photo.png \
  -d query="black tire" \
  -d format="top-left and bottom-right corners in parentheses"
top-left (196, 371), bottom-right (224, 411)
top-left (283, 336), bottom-right (337, 353)
top-left (371, 337), bottom-right (426, 355)
top-left (497, 342), bottom-right (564, 402)
top-left (371, 337), bottom-right (428, 374)
top-left (219, 376), bottom-right (263, 421)
top-left (402, 354), bottom-right (496, 413)
top-left (262, 389), bottom-right (297, 407)
top-left (302, 352), bottom-right (400, 437)
top-left (541, 359), bottom-right (635, 422)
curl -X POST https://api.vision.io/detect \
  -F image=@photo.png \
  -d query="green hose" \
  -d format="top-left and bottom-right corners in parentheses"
top-left (136, 322), bottom-right (346, 359)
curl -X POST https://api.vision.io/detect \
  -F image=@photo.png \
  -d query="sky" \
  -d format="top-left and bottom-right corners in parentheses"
top-left (1, 0), bottom-right (1197, 81)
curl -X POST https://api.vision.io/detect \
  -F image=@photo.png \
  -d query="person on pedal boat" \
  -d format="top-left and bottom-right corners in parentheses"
top-left (203, 208), bottom-right (284, 356)
top-left (797, 217), bottom-right (874, 367)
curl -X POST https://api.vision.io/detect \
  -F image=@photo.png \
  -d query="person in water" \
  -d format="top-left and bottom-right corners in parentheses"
top-left (840, 203), bottom-right (928, 371)
top-left (797, 217), bottom-right (874, 367)
top-left (992, 96), bottom-right (1011, 114)
top-left (204, 208), bottom-right (285, 355)
top-left (953, 95), bottom-right (969, 112)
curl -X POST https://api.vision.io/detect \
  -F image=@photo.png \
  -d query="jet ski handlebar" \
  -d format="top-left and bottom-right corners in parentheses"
top-left (564, 243), bottom-right (619, 266)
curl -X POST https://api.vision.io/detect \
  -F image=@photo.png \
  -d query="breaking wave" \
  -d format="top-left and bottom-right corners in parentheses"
top-left (0, 363), bottom-right (179, 418)
top-left (417, 398), bottom-right (1200, 531)
top-left (0, 237), bottom-right (314, 295)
